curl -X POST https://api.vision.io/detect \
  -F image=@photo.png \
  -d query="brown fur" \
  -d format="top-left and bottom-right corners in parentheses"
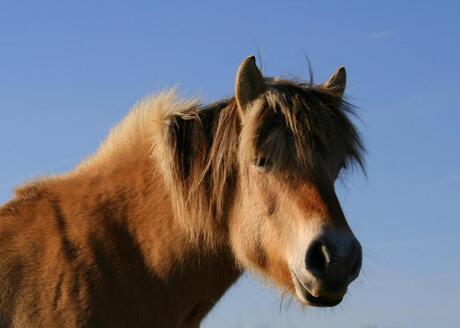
top-left (0, 71), bottom-right (363, 327)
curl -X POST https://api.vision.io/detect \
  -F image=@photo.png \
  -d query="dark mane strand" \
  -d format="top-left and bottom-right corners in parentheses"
top-left (165, 98), bottom-right (241, 242)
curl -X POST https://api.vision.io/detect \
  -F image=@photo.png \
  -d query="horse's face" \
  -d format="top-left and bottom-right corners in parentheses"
top-left (230, 57), bottom-right (363, 307)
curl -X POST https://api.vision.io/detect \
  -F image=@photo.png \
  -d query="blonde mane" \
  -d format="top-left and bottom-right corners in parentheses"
top-left (75, 90), bottom-right (240, 244)
top-left (76, 90), bottom-right (199, 173)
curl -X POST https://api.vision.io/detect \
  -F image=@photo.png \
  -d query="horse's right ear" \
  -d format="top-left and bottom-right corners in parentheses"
top-left (323, 67), bottom-right (347, 98)
top-left (235, 56), bottom-right (266, 117)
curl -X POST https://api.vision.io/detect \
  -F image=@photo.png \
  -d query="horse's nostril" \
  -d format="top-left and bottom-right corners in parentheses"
top-left (305, 240), bottom-right (331, 278)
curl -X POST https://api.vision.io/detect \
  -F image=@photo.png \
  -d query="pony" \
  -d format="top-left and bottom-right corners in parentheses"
top-left (0, 56), bottom-right (364, 327)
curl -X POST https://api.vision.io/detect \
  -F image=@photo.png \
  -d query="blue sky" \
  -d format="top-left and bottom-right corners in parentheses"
top-left (1, 1), bottom-right (459, 327)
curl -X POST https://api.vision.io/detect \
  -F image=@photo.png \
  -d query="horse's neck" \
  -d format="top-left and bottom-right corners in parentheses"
top-left (76, 152), bottom-right (237, 275)
top-left (49, 155), bottom-right (241, 325)
top-left (65, 98), bottom-right (242, 316)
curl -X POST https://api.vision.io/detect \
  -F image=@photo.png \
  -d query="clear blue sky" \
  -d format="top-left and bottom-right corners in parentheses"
top-left (1, 1), bottom-right (459, 327)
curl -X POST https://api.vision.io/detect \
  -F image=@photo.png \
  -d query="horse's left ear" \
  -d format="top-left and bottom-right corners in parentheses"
top-left (235, 56), bottom-right (266, 117)
top-left (323, 67), bottom-right (347, 97)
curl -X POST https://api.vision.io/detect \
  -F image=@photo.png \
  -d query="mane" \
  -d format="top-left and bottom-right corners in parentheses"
top-left (151, 95), bottom-right (241, 244)
top-left (76, 80), bottom-right (364, 244)
top-left (76, 90), bottom-right (201, 172)
top-left (77, 89), bottom-right (240, 244)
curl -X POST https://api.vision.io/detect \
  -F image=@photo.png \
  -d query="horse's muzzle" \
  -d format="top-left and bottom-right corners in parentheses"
top-left (292, 231), bottom-right (362, 307)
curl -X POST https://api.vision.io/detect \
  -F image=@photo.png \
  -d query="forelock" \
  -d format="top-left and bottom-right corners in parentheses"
top-left (242, 79), bottom-right (365, 178)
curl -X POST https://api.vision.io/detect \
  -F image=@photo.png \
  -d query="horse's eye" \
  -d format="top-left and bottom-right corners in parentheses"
top-left (253, 157), bottom-right (270, 171)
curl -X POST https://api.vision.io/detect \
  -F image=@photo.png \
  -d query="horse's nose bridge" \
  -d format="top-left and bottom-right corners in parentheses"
top-left (293, 184), bottom-right (328, 220)
top-left (293, 183), bottom-right (348, 229)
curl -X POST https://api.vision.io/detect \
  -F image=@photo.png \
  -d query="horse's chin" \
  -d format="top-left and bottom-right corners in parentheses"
top-left (291, 271), bottom-right (344, 308)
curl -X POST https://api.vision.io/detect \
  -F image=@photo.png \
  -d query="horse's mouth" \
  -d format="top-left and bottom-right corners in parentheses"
top-left (291, 271), bottom-right (344, 308)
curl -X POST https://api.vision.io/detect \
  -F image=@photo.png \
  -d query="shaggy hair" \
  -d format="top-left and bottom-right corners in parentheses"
top-left (78, 78), bottom-right (364, 243)
top-left (244, 79), bottom-right (365, 177)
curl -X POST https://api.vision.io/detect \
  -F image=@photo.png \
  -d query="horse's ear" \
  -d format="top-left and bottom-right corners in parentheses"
top-left (235, 56), bottom-right (266, 116)
top-left (323, 67), bottom-right (346, 97)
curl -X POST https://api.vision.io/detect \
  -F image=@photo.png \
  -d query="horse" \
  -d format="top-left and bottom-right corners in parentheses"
top-left (0, 56), bottom-right (365, 327)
